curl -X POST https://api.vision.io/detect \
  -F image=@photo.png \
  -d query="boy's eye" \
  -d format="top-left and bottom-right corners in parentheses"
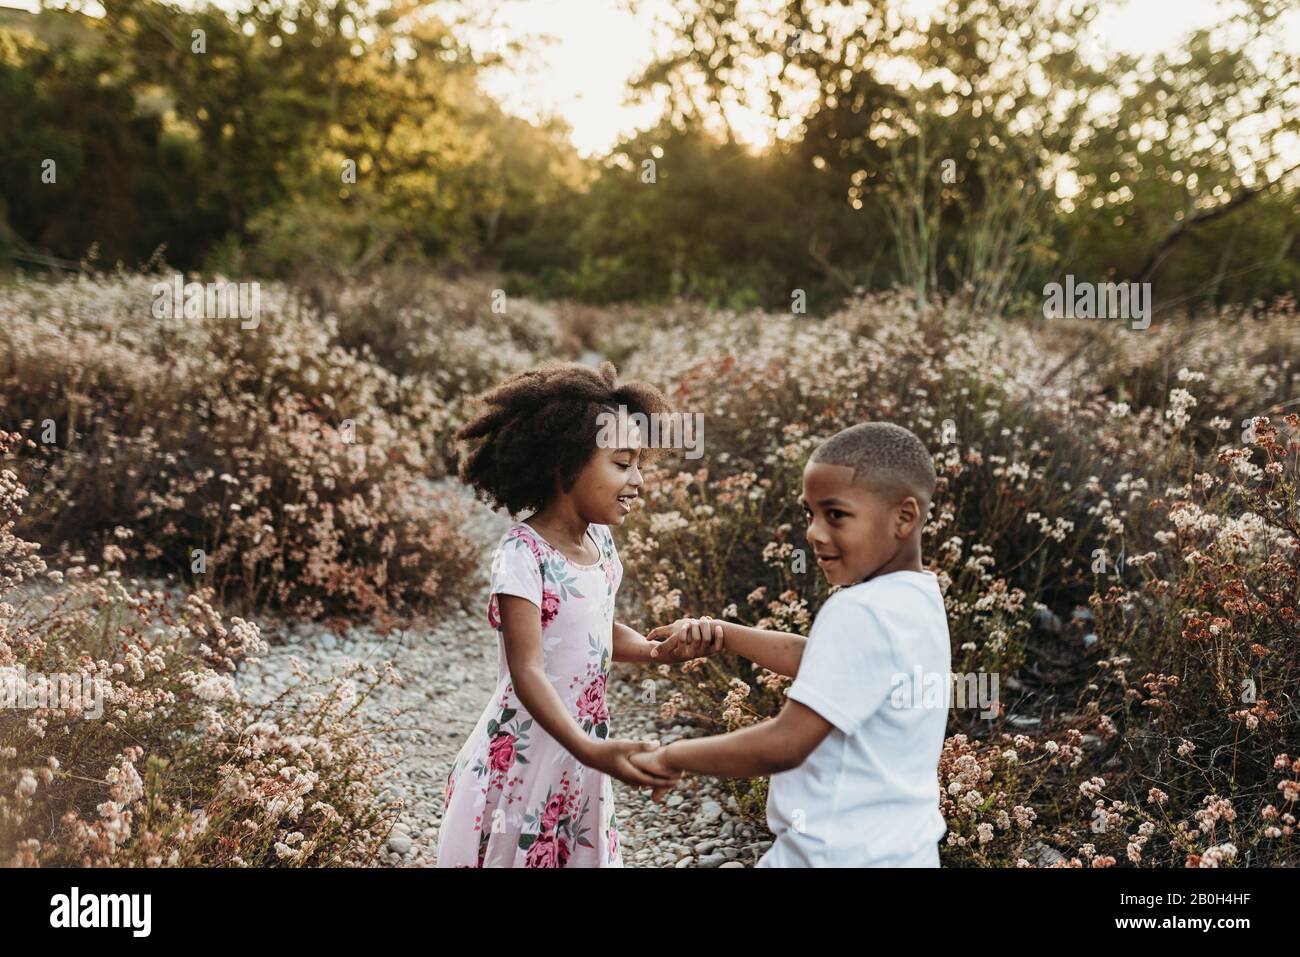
top-left (828, 509), bottom-right (848, 520)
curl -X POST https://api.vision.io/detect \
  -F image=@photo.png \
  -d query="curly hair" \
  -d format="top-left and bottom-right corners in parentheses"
top-left (455, 360), bottom-right (672, 516)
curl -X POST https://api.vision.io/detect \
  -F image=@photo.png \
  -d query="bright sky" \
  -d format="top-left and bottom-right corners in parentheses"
top-left (457, 0), bottom-right (1242, 155)
top-left (1, 0), bottom-right (1287, 157)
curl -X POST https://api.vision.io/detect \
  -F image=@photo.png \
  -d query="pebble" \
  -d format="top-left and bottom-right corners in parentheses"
top-left (387, 834), bottom-right (413, 856)
top-left (696, 800), bottom-right (724, 825)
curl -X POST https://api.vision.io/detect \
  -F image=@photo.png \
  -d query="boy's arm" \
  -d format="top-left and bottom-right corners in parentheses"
top-left (649, 618), bottom-right (806, 677)
top-left (634, 700), bottom-right (833, 780)
top-left (717, 621), bottom-right (807, 678)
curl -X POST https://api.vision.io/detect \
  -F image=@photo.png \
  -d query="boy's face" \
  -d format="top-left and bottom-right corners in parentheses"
top-left (799, 460), bottom-right (915, 586)
top-left (571, 424), bottom-right (644, 526)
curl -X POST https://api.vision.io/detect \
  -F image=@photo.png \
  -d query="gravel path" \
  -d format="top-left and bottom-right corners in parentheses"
top-left (236, 486), bottom-right (773, 867)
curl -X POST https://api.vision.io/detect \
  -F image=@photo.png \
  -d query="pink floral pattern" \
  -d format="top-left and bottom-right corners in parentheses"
top-left (607, 814), bottom-right (620, 864)
top-left (577, 673), bottom-right (610, 725)
top-left (437, 522), bottom-right (623, 868)
top-left (540, 590), bottom-right (562, 629)
top-left (488, 732), bottom-right (517, 773)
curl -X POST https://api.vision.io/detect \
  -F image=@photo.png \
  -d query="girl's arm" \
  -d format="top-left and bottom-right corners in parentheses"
top-left (649, 618), bottom-right (807, 677)
top-left (611, 621), bottom-right (658, 662)
top-left (622, 619), bottom-right (726, 663)
top-left (497, 595), bottom-right (677, 788)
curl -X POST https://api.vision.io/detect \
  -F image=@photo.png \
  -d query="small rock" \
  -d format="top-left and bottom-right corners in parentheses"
top-left (1029, 841), bottom-right (1066, 866)
top-left (696, 800), bottom-right (723, 825)
top-left (719, 861), bottom-right (746, 868)
top-left (387, 834), bottom-right (413, 856)
top-left (1033, 607), bottom-right (1064, 633)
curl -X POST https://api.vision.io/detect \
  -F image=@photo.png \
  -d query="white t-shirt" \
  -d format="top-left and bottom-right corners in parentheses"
top-left (758, 570), bottom-right (951, 868)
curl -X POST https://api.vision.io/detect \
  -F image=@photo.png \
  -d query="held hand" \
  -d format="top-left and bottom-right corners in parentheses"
top-left (586, 739), bottom-right (681, 789)
top-left (628, 747), bottom-right (680, 802)
top-left (648, 616), bottom-right (725, 662)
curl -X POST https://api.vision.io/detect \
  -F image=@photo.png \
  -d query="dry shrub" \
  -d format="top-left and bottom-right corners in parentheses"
top-left (0, 433), bottom-right (401, 866)
top-left (615, 292), bottom-right (1298, 866)
top-left (0, 273), bottom-right (486, 621)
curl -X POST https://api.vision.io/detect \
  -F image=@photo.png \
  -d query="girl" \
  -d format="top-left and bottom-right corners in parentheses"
top-left (436, 360), bottom-right (704, 868)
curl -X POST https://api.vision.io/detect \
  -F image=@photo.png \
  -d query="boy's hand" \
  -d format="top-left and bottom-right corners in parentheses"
top-left (586, 738), bottom-right (681, 789)
top-left (629, 745), bottom-right (679, 802)
top-left (648, 616), bottom-right (725, 661)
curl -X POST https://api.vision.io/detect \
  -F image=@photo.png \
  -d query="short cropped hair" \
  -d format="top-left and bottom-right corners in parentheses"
top-left (810, 422), bottom-right (936, 504)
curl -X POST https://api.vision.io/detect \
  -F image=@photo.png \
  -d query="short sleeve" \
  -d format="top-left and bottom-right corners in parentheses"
top-left (786, 593), bottom-right (895, 734)
top-left (600, 525), bottom-right (623, 589)
top-left (489, 529), bottom-right (544, 608)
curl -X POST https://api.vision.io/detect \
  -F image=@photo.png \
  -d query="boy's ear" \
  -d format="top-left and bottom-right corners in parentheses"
top-left (895, 495), bottom-right (921, 536)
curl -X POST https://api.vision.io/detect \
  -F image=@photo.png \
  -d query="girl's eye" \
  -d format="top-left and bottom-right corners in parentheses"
top-left (828, 510), bottom-right (848, 520)
top-left (616, 461), bottom-right (632, 470)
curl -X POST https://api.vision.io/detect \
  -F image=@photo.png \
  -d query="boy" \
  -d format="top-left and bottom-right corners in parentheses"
top-left (631, 422), bottom-right (951, 867)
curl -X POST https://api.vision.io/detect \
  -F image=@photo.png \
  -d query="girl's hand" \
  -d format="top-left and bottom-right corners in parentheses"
top-left (629, 747), bottom-right (680, 802)
top-left (647, 616), bottom-right (725, 661)
top-left (583, 738), bottom-right (682, 788)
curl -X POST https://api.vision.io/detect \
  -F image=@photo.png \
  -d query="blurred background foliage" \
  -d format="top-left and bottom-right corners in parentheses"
top-left (1, 0), bottom-right (1296, 316)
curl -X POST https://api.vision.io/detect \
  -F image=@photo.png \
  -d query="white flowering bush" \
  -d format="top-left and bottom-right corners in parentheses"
top-left (0, 273), bottom-right (489, 620)
top-left (610, 291), bottom-right (1298, 867)
top-left (0, 434), bottom-right (400, 866)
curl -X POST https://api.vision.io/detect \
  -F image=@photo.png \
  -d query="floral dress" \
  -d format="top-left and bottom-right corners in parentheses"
top-left (436, 521), bottom-right (623, 868)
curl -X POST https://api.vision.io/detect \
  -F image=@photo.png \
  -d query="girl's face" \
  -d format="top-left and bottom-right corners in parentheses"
top-left (569, 424), bottom-right (644, 526)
